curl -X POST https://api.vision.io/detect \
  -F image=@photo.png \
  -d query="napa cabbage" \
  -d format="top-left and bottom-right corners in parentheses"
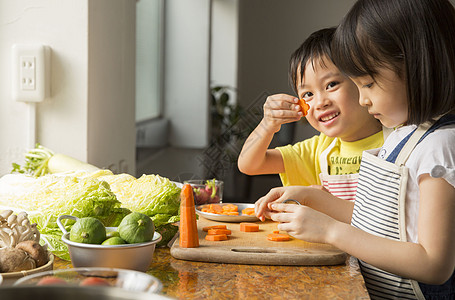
top-left (99, 174), bottom-right (181, 227)
top-left (0, 174), bottom-right (129, 260)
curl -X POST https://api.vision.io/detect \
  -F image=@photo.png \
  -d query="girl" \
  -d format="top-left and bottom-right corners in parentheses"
top-left (255, 0), bottom-right (455, 299)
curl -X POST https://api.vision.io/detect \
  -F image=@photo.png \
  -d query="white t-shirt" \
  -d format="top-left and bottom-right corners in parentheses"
top-left (378, 124), bottom-right (455, 243)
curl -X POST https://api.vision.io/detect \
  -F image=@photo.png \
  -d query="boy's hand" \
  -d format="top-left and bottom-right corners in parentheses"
top-left (262, 94), bottom-right (303, 133)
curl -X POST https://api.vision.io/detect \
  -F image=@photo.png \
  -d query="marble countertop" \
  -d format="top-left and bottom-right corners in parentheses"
top-left (54, 248), bottom-right (369, 299)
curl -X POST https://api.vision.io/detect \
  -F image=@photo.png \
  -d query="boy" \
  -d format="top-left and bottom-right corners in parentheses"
top-left (237, 27), bottom-right (383, 201)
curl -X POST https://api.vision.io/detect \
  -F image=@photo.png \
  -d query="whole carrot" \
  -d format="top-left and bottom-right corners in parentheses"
top-left (179, 184), bottom-right (199, 248)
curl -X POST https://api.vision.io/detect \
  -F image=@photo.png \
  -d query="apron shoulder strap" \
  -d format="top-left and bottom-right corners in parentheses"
top-left (391, 114), bottom-right (455, 166)
top-left (319, 138), bottom-right (338, 175)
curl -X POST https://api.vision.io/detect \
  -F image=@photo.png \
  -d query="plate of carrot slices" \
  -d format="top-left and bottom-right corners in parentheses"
top-left (196, 203), bottom-right (259, 222)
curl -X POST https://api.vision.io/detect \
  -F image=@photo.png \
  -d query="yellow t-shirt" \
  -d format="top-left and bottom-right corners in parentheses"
top-left (276, 131), bottom-right (384, 186)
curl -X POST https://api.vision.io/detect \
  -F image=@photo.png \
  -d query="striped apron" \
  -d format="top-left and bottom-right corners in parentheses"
top-left (352, 115), bottom-right (455, 299)
top-left (319, 138), bottom-right (359, 202)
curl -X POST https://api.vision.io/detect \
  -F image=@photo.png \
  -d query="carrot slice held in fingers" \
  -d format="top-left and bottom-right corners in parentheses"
top-left (299, 99), bottom-right (310, 116)
top-left (240, 222), bottom-right (259, 232)
top-left (205, 234), bottom-right (228, 241)
top-left (267, 233), bottom-right (291, 242)
top-left (179, 184), bottom-right (199, 248)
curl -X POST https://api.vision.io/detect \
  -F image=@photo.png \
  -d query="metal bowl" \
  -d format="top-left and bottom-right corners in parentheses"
top-left (0, 286), bottom-right (171, 300)
top-left (57, 215), bottom-right (161, 272)
top-left (14, 267), bottom-right (162, 294)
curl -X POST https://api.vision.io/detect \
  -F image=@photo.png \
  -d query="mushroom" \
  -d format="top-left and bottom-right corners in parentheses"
top-left (16, 240), bottom-right (48, 267)
top-left (0, 210), bottom-right (41, 249)
top-left (0, 247), bottom-right (36, 273)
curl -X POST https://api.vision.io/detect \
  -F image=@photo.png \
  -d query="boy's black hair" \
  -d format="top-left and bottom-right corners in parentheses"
top-left (332, 0), bottom-right (455, 125)
top-left (289, 27), bottom-right (336, 95)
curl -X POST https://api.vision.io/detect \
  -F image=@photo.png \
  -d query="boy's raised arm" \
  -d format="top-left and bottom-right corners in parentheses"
top-left (237, 94), bottom-right (302, 175)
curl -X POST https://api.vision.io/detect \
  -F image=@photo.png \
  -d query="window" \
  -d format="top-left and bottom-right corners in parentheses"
top-left (136, 0), bottom-right (163, 122)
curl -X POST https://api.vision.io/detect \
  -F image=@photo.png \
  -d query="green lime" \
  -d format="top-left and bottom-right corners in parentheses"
top-left (118, 212), bottom-right (155, 244)
top-left (102, 236), bottom-right (127, 245)
top-left (106, 231), bottom-right (120, 238)
top-left (70, 217), bottom-right (106, 244)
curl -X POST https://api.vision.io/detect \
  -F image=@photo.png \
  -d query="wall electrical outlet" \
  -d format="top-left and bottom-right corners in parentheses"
top-left (20, 56), bottom-right (36, 91)
top-left (12, 44), bottom-right (50, 102)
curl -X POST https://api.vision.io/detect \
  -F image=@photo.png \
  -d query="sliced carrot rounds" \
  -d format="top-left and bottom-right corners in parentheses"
top-left (201, 204), bottom-right (223, 214)
top-left (241, 207), bottom-right (255, 216)
top-left (201, 204), bottom-right (256, 216)
top-left (222, 204), bottom-right (238, 212)
top-left (267, 233), bottom-right (290, 242)
top-left (207, 228), bottom-right (231, 235)
top-left (205, 234), bottom-right (228, 241)
top-left (202, 225), bottom-right (227, 232)
top-left (239, 222), bottom-right (259, 232)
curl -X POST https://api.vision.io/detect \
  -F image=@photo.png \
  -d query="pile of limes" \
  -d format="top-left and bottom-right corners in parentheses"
top-left (69, 212), bottom-right (155, 245)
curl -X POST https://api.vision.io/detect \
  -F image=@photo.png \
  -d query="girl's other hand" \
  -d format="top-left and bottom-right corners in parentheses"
top-left (262, 94), bottom-right (302, 133)
top-left (269, 202), bottom-right (336, 244)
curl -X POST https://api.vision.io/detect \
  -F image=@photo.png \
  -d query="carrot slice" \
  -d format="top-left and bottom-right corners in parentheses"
top-left (207, 228), bottom-right (231, 235)
top-left (240, 222), bottom-right (259, 232)
top-left (222, 204), bottom-right (238, 212)
top-left (202, 225), bottom-right (227, 232)
top-left (272, 230), bottom-right (280, 234)
top-left (201, 204), bottom-right (241, 215)
top-left (299, 98), bottom-right (310, 116)
top-left (205, 234), bottom-right (228, 241)
top-left (241, 207), bottom-right (255, 216)
top-left (222, 211), bottom-right (239, 215)
top-left (179, 184), bottom-right (199, 248)
top-left (267, 233), bottom-right (290, 242)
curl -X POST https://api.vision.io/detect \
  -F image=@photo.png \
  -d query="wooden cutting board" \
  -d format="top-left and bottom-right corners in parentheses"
top-left (170, 217), bottom-right (346, 266)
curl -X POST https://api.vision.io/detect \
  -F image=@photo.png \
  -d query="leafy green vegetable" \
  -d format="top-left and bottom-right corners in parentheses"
top-left (0, 175), bottom-right (127, 260)
top-left (0, 172), bottom-right (181, 256)
top-left (155, 223), bottom-right (179, 247)
top-left (99, 174), bottom-right (181, 247)
top-left (11, 144), bottom-right (54, 177)
top-left (100, 174), bottom-right (181, 225)
top-left (12, 144), bottom-right (99, 177)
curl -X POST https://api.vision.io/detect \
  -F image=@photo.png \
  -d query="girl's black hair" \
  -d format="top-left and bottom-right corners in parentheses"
top-left (332, 0), bottom-right (455, 125)
top-left (289, 27), bottom-right (336, 95)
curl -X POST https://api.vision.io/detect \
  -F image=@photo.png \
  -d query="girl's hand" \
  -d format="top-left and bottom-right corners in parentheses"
top-left (262, 94), bottom-right (302, 133)
top-left (255, 186), bottom-right (310, 221)
top-left (268, 203), bottom-right (336, 244)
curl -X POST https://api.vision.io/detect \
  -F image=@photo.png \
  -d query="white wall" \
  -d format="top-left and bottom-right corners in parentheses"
top-left (211, 0), bottom-right (238, 93)
top-left (0, 0), bottom-right (136, 176)
top-left (237, 0), bottom-right (357, 110)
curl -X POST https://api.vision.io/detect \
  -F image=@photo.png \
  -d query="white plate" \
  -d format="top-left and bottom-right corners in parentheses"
top-left (196, 203), bottom-right (259, 222)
